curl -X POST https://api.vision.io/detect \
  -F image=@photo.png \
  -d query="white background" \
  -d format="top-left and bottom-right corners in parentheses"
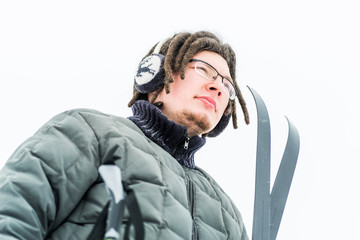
top-left (1, 1), bottom-right (359, 239)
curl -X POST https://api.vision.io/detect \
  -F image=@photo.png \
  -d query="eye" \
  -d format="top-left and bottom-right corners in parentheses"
top-left (197, 66), bottom-right (208, 74)
top-left (223, 80), bottom-right (231, 90)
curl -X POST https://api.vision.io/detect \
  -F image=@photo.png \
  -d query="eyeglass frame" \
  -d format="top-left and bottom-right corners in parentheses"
top-left (189, 59), bottom-right (238, 100)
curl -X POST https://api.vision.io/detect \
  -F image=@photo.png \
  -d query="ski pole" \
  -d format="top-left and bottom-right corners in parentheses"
top-left (99, 165), bottom-right (125, 240)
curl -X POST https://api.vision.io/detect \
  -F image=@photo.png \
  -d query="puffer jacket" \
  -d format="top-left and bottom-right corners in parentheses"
top-left (0, 105), bottom-right (248, 240)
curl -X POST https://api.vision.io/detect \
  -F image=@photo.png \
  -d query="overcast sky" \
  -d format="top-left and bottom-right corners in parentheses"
top-left (1, 1), bottom-right (359, 239)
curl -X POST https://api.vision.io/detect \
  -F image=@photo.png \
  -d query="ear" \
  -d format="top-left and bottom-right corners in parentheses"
top-left (134, 54), bottom-right (165, 94)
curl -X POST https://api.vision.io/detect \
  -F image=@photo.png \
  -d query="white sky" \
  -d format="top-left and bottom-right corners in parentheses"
top-left (1, 1), bottom-right (359, 239)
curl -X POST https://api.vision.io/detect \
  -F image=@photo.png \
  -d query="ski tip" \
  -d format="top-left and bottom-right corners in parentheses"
top-left (246, 86), bottom-right (264, 105)
top-left (246, 86), bottom-right (270, 120)
top-left (247, 85), bottom-right (256, 95)
top-left (284, 115), bottom-right (300, 148)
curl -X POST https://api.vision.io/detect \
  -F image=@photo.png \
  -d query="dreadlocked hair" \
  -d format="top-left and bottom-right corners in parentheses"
top-left (128, 31), bottom-right (250, 131)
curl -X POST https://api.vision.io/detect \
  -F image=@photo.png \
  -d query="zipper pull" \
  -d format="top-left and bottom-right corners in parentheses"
top-left (184, 136), bottom-right (190, 150)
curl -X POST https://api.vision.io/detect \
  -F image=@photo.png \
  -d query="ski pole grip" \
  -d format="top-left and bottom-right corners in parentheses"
top-left (99, 165), bottom-right (125, 240)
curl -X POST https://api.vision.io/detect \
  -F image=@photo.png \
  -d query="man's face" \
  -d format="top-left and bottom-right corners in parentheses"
top-left (153, 51), bottom-right (231, 136)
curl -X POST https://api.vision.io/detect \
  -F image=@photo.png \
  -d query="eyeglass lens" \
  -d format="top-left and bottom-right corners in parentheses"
top-left (194, 61), bottom-right (236, 100)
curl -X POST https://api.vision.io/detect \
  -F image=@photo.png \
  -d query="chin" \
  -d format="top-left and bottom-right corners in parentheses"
top-left (180, 111), bottom-right (213, 134)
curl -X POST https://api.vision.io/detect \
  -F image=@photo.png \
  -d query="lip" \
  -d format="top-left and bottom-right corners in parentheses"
top-left (196, 96), bottom-right (217, 110)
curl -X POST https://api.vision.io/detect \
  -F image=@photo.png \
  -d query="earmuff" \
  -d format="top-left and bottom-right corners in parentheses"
top-left (207, 113), bottom-right (231, 137)
top-left (134, 40), bottom-right (167, 94)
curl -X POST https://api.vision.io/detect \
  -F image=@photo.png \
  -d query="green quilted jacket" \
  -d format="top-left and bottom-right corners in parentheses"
top-left (0, 108), bottom-right (248, 240)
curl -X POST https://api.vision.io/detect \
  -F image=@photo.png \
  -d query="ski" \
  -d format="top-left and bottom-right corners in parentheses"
top-left (270, 117), bottom-right (300, 240)
top-left (249, 86), bottom-right (271, 240)
top-left (248, 87), bottom-right (300, 240)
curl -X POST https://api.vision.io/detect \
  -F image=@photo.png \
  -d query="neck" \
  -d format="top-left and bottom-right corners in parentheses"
top-left (128, 100), bottom-right (206, 168)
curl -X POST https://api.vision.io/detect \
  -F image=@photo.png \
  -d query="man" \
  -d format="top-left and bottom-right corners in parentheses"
top-left (0, 31), bottom-right (249, 239)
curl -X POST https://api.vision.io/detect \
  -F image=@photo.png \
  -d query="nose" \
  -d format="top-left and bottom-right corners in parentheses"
top-left (207, 75), bottom-right (224, 97)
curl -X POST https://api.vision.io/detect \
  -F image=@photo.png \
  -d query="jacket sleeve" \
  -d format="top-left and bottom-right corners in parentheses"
top-left (0, 110), bottom-right (100, 239)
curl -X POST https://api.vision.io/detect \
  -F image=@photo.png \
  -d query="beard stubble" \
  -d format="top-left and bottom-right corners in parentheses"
top-left (176, 110), bottom-right (213, 136)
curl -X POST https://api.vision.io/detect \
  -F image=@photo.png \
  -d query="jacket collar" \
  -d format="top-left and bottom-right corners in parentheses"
top-left (128, 100), bottom-right (206, 168)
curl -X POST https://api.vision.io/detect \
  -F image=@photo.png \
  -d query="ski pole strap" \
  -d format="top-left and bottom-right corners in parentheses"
top-left (123, 190), bottom-right (144, 240)
top-left (87, 202), bottom-right (110, 240)
top-left (248, 87), bottom-right (300, 240)
top-left (86, 190), bottom-right (144, 240)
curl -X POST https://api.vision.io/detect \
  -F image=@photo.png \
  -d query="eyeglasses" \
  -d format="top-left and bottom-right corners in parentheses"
top-left (189, 59), bottom-right (237, 100)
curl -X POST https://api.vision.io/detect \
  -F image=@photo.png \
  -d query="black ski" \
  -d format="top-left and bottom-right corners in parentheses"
top-left (248, 87), bottom-right (300, 240)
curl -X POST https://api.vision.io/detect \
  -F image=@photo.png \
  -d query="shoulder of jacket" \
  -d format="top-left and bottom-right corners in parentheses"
top-left (53, 108), bottom-right (143, 138)
top-left (63, 108), bottom-right (108, 117)
top-left (34, 108), bottom-right (128, 138)
top-left (51, 108), bottom-right (125, 124)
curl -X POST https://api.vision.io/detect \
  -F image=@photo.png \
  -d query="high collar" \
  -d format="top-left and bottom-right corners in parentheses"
top-left (128, 100), bottom-right (206, 169)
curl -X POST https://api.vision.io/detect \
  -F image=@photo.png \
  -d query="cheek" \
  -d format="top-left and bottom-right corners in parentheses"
top-left (169, 75), bottom-right (195, 97)
top-left (218, 99), bottom-right (230, 114)
top-left (158, 80), bottom-right (191, 107)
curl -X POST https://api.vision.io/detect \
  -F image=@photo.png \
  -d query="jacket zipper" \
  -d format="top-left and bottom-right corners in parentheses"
top-left (184, 136), bottom-right (190, 150)
top-left (172, 135), bottom-right (191, 156)
top-left (186, 172), bottom-right (198, 240)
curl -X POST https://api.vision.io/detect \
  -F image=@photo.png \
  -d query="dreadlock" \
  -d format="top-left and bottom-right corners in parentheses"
top-left (128, 31), bottom-right (250, 131)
